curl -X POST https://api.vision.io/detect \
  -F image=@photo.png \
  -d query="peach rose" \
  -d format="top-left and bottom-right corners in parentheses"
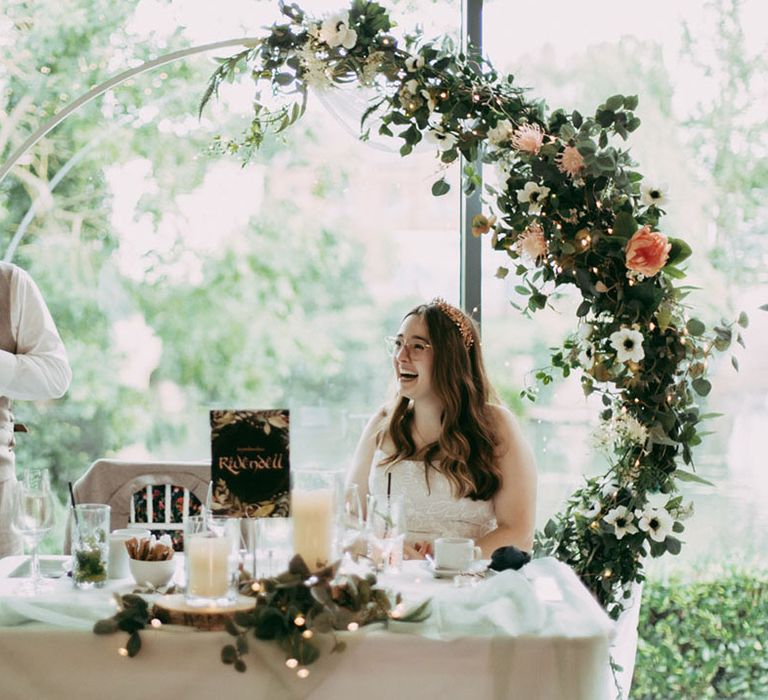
top-left (625, 226), bottom-right (671, 277)
top-left (516, 223), bottom-right (548, 261)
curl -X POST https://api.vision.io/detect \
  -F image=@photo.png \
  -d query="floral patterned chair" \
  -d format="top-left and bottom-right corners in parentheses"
top-left (130, 483), bottom-right (203, 550)
top-left (65, 459), bottom-right (209, 553)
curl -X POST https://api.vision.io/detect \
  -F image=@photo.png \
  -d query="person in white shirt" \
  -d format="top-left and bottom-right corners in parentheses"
top-left (0, 262), bottom-right (72, 557)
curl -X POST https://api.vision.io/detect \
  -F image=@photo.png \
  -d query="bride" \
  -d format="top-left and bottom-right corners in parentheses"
top-left (346, 298), bottom-right (537, 560)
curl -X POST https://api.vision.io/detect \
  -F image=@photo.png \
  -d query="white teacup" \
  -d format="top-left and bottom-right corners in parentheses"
top-left (433, 537), bottom-right (482, 571)
top-left (108, 528), bottom-right (150, 579)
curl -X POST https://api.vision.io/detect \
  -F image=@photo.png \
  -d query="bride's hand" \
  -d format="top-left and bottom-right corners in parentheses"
top-left (403, 540), bottom-right (433, 560)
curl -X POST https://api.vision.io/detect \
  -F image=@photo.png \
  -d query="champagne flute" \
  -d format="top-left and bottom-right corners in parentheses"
top-left (12, 467), bottom-right (55, 591)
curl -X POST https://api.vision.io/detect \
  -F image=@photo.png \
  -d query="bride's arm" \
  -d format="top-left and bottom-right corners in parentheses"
top-left (345, 407), bottom-right (386, 511)
top-left (476, 406), bottom-right (537, 557)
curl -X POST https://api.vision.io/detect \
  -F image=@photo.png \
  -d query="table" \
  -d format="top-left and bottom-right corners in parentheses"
top-left (0, 555), bottom-right (615, 700)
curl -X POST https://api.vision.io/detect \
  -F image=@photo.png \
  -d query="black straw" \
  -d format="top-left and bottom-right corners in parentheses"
top-left (387, 472), bottom-right (392, 497)
top-left (68, 481), bottom-right (79, 525)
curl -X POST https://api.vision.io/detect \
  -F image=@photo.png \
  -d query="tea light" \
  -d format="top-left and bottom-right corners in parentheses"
top-left (186, 536), bottom-right (231, 598)
top-left (292, 488), bottom-right (334, 568)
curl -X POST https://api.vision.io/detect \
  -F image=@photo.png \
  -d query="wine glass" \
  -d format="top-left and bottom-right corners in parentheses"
top-left (12, 467), bottom-right (55, 592)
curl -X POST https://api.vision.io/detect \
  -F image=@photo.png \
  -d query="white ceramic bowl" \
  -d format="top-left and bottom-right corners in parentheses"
top-left (128, 557), bottom-right (176, 588)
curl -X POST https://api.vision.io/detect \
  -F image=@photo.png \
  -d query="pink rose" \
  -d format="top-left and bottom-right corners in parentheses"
top-left (625, 226), bottom-right (671, 277)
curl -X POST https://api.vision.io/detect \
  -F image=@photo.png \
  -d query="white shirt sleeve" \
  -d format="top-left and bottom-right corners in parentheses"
top-left (0, 265), bottom-right (72, 400)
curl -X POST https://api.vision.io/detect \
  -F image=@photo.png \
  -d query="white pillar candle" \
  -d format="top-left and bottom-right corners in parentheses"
top-left (292, 488), bottom-right (334, 569)
top-left (186, 536), bottom-right (231, 598)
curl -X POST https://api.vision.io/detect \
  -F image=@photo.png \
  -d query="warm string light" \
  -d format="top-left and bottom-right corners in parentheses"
top-left (150, 618), bottom-right (162, 629)
top-left (294, 615), bottom-right (306, 626)
top-left (297, 668), bottom-right (310, 679)
top-left (286, 658), bottom-right (299, 669)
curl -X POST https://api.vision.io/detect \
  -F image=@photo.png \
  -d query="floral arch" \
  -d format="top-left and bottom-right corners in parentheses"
top-left (198, 0), bottom-right (745, 617)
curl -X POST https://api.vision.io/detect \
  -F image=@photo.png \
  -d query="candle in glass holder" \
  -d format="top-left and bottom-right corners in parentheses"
top-left (184, 515), bottom-right (238, 606)
top-left (292, 488), bottom-right (334, 569)
top-left (186, 536), bottom-right (231, 598)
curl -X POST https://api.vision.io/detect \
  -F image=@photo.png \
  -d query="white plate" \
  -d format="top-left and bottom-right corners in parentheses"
top-left (423, 559), bottom-right (489, 579)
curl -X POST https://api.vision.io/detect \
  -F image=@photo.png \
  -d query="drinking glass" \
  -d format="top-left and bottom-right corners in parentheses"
top-left (12, 467), bottom-right (55, 592)
top-left (184, 515), bottom-right (240, 607)
top-left (338, 484), bottom-right (366, 560)
top-left (71, 504), bottom-right (111, 589)
top-left (366, 494), bottom-right (406, 573)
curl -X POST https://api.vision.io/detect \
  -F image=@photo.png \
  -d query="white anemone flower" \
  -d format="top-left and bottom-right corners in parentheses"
top-left (319, 11), bottom-right (358, 49)
top-left (516, 181), bottom-right (551, 214)
top-left (425, 127), bottom-right (457, 152)
top-left (579, 499), bottom-right (601, 519)
top-left (405, 55), bottom-right (425, 72)
top-left (640, 181), bottom-right (669, 208)
top-left (637, 507), bottom-right (674, 543)
top-left (487, 119), bottom-right (514, 147)
top-left (609, 327), bottom-right (645, 363)
top-left (604, 506), bottom-right (638, 540)
top-left (578, 343), bottom-right (596, 368)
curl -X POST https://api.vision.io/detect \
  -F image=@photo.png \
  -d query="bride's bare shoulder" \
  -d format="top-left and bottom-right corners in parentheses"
top-left (487, 404), bottom-right (528, 449)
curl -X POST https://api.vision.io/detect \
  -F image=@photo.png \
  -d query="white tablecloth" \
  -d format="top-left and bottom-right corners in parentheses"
top-left (0, 555), bottom-right (614, 700)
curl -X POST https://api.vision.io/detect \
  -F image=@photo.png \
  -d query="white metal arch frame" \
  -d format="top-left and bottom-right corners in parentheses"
top-left (0, 37), bottom-right (258, 260)
top-left (1, 2), bottom-right (484, 315)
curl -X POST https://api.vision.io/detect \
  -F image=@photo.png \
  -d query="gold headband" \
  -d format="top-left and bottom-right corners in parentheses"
top-left (431, 297), bottom-right (474, 349)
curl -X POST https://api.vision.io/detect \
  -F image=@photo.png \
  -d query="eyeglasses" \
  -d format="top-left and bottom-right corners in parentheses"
top-left (385, 336), bottom-right (432, 359)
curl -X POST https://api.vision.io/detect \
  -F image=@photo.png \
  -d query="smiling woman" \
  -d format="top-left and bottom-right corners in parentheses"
top-left (347, 298), bottom-right (538, 559)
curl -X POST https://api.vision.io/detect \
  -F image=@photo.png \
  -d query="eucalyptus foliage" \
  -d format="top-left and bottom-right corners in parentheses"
top-left (197, 0), bottom-right (743, 617)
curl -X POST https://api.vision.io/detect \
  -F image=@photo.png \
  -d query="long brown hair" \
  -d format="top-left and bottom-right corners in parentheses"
top-left (378, 300), bottom-right (502, 500)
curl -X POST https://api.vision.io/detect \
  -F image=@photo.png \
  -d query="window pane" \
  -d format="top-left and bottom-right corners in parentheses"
top-left (482, 0), bottom-right (768, 570)
top-left (4, 1), bottom-right (462, 525)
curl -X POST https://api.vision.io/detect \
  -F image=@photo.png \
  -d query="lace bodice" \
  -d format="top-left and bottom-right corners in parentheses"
top-left (368, 449), bottom-right (497, 543)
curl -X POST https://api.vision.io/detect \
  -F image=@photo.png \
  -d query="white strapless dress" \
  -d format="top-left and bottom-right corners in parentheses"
top-left (368, 449), bottom-right (497, 543)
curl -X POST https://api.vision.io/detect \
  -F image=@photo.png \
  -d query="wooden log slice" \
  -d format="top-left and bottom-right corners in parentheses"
top-left (152, 594), bottom-right (256, 631)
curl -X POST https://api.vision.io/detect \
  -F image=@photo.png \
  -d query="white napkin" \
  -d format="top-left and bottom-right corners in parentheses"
top-left (0, 581), bottom-right (117, 629)
top-left (390, 569), bottom-right (545, 640)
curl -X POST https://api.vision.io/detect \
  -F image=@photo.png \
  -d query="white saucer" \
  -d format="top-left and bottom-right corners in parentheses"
top-left (424, 559), bottom-right (489, 579)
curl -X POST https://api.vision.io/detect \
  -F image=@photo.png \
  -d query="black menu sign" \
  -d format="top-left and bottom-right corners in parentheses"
top-left (209, 409), bottom-right (290, 517)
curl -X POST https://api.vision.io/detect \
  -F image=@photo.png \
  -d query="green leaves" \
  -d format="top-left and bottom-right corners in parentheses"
top-left (431, 179), bottom-right (450, 196)
top-left (685, 318), bottom-right (705, 336)
top-left (692, 378), bottom-right (712, 396)
top-left (672, 469), bottom-right (714, 487)
top-left (634, 571), bottom-right (768, 699)
top-left (613, 211), bottom-right (637, 238)
top-left (92, 594), bottom-right (151, 659)
top-left (666, 238), bottom-right (693, 266)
